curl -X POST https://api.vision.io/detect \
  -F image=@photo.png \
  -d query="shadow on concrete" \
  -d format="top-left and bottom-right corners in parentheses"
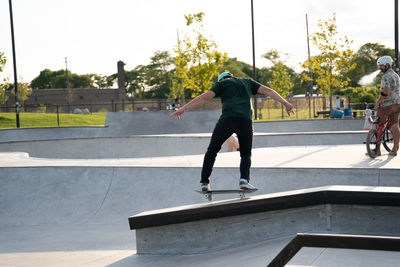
top-left (350, 154), bottom-right (398, 168)
top-left (0, 224), bottom-right (134, 253)
top-left (273, 147), bottom-right (331, 167)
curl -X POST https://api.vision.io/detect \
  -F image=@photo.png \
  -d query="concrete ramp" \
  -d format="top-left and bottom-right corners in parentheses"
top-left (129, 186), bottom-right (400, 254)
top-left (0, 110), bottom-right (364, 143)
top-left (2, 144), bottom-right (400, 227)
top-left (1, 145), bottom-right (400, 266)
top-left (0, 131), bottom-right (367, 158)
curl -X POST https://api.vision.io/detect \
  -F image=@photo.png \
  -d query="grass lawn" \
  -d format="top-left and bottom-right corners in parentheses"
top-left (0, 112), bottom-right (106, 128)
top-left (256, 107), bottom-right (326, 121)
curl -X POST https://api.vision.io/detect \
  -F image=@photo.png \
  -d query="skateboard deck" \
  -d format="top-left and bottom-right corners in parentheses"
top-left (196, 188), bottom-right (258, 201)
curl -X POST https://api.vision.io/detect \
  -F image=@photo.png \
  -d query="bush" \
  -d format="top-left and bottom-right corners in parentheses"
top-left (334, 86), bottom-right (379, 103)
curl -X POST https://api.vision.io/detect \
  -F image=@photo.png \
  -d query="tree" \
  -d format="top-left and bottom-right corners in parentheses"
top-left (0, 52), bottom-right (9, 104)
top-left (222, 58), bottom-right (252, 78)
top-left (90, 74), bottom-right (113, 89)
top-left (263, 49), bottom-right (293, 97)
top-left (347, 43), bottom-right (394, 87)
top-left (143, 51), bottom-right (174, 98)
top-left (30, 69), bottom-right (94, 89)
top-left (124, 65), bottom-right (147, 98)
top-left (9, 82), bottom-right (32, 102)
top-left (302, 13), bottom-right (357, 101)
top-left (172, 12), bottom-right (228, 98)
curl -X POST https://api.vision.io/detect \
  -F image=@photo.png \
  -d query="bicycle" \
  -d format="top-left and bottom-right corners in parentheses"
top-left (366, 118), bottom-right (394, 158)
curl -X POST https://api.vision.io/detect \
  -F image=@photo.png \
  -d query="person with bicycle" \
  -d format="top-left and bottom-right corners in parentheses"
top-left (171, 72), bottom-right (294, 191)
top-left (374, 56), bottom-right (400, 156)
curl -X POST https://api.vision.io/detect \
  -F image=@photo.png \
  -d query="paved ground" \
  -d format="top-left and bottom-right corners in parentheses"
top-left (1, 145), bottom-right (400, 266)
top-left (1, 144), bottom-right (399, 168)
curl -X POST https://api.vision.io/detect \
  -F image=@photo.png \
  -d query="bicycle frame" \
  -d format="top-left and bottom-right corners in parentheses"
top-left (374, 119), bottom-right (390, 145)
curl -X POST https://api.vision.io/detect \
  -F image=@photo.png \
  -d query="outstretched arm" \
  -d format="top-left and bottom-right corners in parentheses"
top-left (257, 85), bottom-right (294, 116)
top-left (171, 90), bottom-right (216, 120)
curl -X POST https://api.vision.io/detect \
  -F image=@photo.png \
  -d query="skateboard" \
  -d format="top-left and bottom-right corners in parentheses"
top-left (195, 188), bottom-right (258, 202)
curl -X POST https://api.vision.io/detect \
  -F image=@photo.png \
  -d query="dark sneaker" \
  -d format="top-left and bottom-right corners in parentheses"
top-left (389, 151), bottom-right (397, 156)
top-left (239, 179), bottom-right (256, 191)
top-left (201, 183), bottom-right (210, 192)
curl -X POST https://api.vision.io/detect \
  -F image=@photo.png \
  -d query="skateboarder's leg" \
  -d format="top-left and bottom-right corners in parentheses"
top-left (201, 118), bottom-right (234, 183)
top-left (235, 118), bottom-right (253, 182)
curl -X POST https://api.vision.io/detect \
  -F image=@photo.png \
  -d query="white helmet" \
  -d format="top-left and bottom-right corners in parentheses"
top-left (377, 56), bottom-right (393, 66)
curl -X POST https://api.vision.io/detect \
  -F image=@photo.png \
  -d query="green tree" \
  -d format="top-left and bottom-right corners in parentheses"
top-left (90, 74), bottom-right (113, 89)
top-left (348, 43), bottom-right (394, 87)
top-left (173, 12), bottom-right (228, 98)
top-left (334, 86), bottom-right (379, 103)
top-left (30, 69), bottom-right (94, 89)
top-left (125, 65), bottom-right (147, 98)
top-left (9, 82), bottom-right (32, 102)
top-left (302, 14), bottom-right (357, 99)
top-left (143, 51), bottom-right (175, 98)
top-left (263, 49), bottom-right (293, 97)
top-left (221, 58), bottom-right (250, 79)
top-left (270, 62), bottom-right (293, 97)
top-left (0, 52), bottom-right (9, 104)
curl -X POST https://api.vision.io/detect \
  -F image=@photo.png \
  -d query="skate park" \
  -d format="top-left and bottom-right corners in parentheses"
top-left (1, 111), bottom-right (400, 266)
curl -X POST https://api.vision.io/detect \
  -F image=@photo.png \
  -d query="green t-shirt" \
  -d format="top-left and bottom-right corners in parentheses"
top-left (210, 77), bottom-right (261, 120)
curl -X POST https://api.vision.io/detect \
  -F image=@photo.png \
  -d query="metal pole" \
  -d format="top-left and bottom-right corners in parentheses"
top-left (251, 0), bottom-right (258, 119)
top-left (8, 0), bottom-right (20, 128)
top-left (395, 0), bottom-right (399, 73)
top-left (177, 29), bottom-right (185, 103)
top-left (306, 14), bottom-right (313, 93)
top-left (65, 57), bottom-right (69, 88)
top-left (57, 105), bottom-right (60, 127)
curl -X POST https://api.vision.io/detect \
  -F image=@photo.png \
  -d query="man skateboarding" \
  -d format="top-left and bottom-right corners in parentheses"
top-left (171, 72), bottom-right (294, 191)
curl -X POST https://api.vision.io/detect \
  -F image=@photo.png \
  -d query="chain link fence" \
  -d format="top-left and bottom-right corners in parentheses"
top-left (0, 95), bottom-right (359, 127)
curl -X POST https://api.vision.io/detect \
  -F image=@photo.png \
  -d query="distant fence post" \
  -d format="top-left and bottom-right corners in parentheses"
top-left (56, 105), bottom-right (60, 127)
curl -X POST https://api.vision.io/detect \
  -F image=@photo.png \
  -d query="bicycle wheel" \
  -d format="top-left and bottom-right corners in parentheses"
top-left (383, 129), bottom-right (394, 152)
top-left (366, 129), bottom-right (379, 158)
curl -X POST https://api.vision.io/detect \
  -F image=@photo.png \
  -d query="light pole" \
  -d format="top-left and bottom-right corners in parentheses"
top-left (8, 0), bottom-right (20, 128)
top-left (65, 57), bottom-right (69, 88)
top-left (251, 0), bottom-right (258, 119)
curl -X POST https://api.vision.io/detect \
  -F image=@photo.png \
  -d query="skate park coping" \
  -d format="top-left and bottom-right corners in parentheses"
top-left (129, 185), bottom-right (400, 229)
top-left (130, 185), bottom-right (400, 254)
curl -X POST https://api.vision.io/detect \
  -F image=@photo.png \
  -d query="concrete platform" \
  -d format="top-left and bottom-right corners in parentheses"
top-left (0, 131), bottom-right (367, 158)
top-left (1, 144), bottom-right (400, 266)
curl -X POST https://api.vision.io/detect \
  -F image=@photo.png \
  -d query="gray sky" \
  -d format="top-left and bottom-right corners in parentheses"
top-left (0, 0), bottom-right (395, 83)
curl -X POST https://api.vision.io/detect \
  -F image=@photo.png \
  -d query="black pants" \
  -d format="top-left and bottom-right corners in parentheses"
top-left (201, 117), bottom-right (253, 184)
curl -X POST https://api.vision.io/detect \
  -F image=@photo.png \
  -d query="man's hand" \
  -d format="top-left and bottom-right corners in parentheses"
top-left (284, 102), bottom-right (295, 116)
top-left (171, 108), bottom-right (185, 120)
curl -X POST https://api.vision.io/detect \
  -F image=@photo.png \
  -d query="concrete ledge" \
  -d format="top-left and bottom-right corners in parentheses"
top-left (129, 186), bottom-right (400, 254)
